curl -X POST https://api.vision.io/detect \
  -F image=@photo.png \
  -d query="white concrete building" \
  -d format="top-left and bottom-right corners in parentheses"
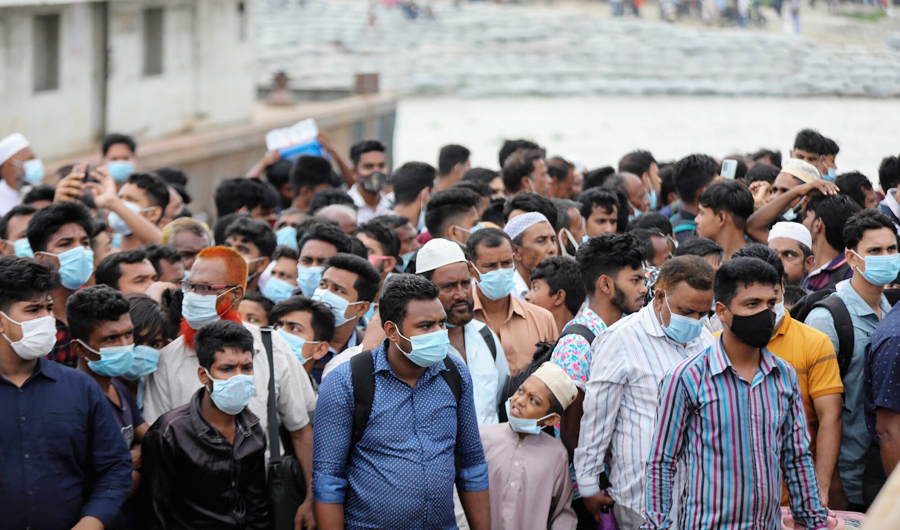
top-left (0, 0), bottom-right (255, 159)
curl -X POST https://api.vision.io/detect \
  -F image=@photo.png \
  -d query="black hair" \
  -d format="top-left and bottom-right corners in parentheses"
top-left (498, 139), bottom-right (543, 169)
top-left (530, 256), bottom-right (586, 315)
top-left (438, 144), bottom-right (471, 176)
top-left (460, 167), bottom-right (497, 186)
top-left (323, 253), bottom-right (382, 303)
top-left (290, 155), bottom-right (334, 194)
top-left (481, 199), bottom-right (507, 228)
top-left (501, 149), bottom-right (543, 195)
top-left (575, 188), bottom-right (619, 221)
top-left (879, 155), bottom-right (900, 193)
top-left (213, 213), bottom-right (247, 247)
top-left (0, 205), bottom-right (36, 240)
top-left (299, 222), bottom-right (353, 255)
top-left (466, 227), bottom-right (512, 262)
top-left (843, 209), bottom-right (898, 251)
top-left (140, 243), bottom-right (182, 278)
top-left (783, 284), bottom-right (806, 306)
top-left (378, 273), bottom-right (440, 329)
top-left (349, 139), bottom-right (386, 167)
top-left (805, 194), bottom-right (862, 251)
top-left (243, 290), bottom-right (274, 318)
top-left (270, 295), bottom-right (336, 343)
top-left (272, 245), bottom-right (300, 262)
top-left (125, 172), bottom-right (170, 213)
top-left (749, 148), bottom-right (782, 168)
top-left (618, 150), bottom-right (656, 177)
top-left (546, 156), bottom-right (573, 182)
top-left (101, 133), bottom-right (136, 156)
top-left (794, 129), bottom-right (825, 155)
top-left (698, 180), bottom-right (754, 228)
top-left (673, 237), bottom-right (725, 262)
top-left (26, 201), bottom-right (94, 253)
top-left (255, 178), bottom-right (279, 211)
top-left (371, 213), bottom-right (410, 229)
top-left (308, 188), bottom-right (356, 215)
top-left (155, 166), bottom-right (188, 187)
top-left (127, 294), bottom-right (168, 346)
top-left (553, 198), bottom-right (581, 231)
top-left (658, 164), bottom-right (676, 208)
top-left (265, 159), bottom-right (293, 190)
top-left (732, 243), bottom-right (785, 282)
top-left (95, 249), bottom-right (150, 290)
top-left (821, 137), bottom-right (840, 157)
top-left (713, 257), bottom-right (780, 308)
top-left (358, 220), bottom-right (401, 259)
top-left (194, 320), bottom-right (255, 371)
top-left (576, 233), bottom-right (645, 295)
top-left (835, 172), bottom-right (874, 209)
top-left (673, 154), bottom-right (718, 204)
top-left (392, 162), bottom-right (436, 205)
top-left (424, 188), bottom-right (481, 238)
top-left (349, 237), bottom-right (368, 259)
top-left (66, 285), bottom-right (132, 342)
top-left (583, 166), bottom-right (615, 191)
top-left (546, 393), bottom-right (564, 416)
top-left (628, 228), bottom-right (659, 262)
top-left (626, 212), bottom-right (673, 237)
top-left (744, 163), bottom-right (780, 186)
top-left (451, 179), bottom-right (492, 198)
top-left (21, 185), bottom-right (55, 206)
top-left (0, 256), bottom-right (61, 312)
top-left (224, 216), bottom-right (277, 259)
top-left (214, 177), bottom-right (267, 217)
top-left (503, 193), bottom-right (559, 230)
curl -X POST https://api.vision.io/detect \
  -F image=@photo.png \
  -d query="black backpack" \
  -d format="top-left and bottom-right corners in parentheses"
top-left (790, 289), bottom-right (854, 379)
top-left (497, 324), bottom-right (595, 423)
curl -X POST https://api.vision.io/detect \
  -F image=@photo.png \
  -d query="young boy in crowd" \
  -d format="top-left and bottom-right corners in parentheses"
top-left (480, 362), bottom-right (578, 530)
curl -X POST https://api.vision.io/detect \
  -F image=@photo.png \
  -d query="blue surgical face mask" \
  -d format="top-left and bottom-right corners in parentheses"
top-left (106, 161), bottom-right (135, 183)
top-left (823, 167), bottom-right (837, 182)
top-left (473, 264), bottom-right (516, 301)
top-left (852, 251), bottom-right (900, 287)
top-left (312, 288), bottom-right (364, 327)
top-left (505, 398), bottom-right (554, 435)
top-left (660, 294), bottom-right (704, 344)
top-left (396, 251), bottom-right (416, 273)
top-left (123, 345), bottom-right (161, 380)
top-left (395, 327), bottom-right (450, 367)
top-left (50, 247), bottom-right (95, 290)
top-left (22, 159), bottom-right (44, 185)
top-left (774, 300), bottom-right (786, 324)
top-left (276, 227), bottom-right (299, 250)
top-left (77, 340), bottom-right (136, 377)
top-left (276, 329), bottom-right (321, 364)
top-left (628, 200), bottom-right (645, 221)
top-left (648, 189), bottom-right (659, 210)
top-left (470, 222), bottom-right (484, 234)
top-left (108, 201), bottom-right (154, 236)
top-left (782, 207), bottom-right (798, 222)
top-left (182, 287), bottom-right (236, 330)
top-left (204, 369), bottom-right (255, 415)
top-left (582, 234), bottom-right (590, 244)
top-left (111, 233), bottom-right (123, 249)
top-left (14, 238), bottom-right (34, 258)
top-left (262, 276), bottom-right (296, 304)
top-left (296, 265), bottom-right (324, 297)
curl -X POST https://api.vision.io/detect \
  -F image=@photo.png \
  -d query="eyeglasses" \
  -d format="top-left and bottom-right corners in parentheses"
top-left (179, 281), bottom-right (238, 296)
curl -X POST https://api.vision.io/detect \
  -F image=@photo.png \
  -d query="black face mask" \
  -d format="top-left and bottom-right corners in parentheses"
top-left (727, 307), bottom-right (776, 348)
top-left (360, 171), bottom-right (387, 193)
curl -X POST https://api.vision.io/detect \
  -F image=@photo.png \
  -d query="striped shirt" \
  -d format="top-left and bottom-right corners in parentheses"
top-left (643, 337), bottom-right (827, 530)
top-left (574, 303), bottom-right (714, 514)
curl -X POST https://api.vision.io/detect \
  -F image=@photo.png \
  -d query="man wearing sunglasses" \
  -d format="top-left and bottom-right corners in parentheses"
top-left (142, 245), bottom-right (319, 529)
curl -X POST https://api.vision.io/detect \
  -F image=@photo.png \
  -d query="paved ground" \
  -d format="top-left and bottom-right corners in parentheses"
top-left (256, 0), bottom-right (900, 98)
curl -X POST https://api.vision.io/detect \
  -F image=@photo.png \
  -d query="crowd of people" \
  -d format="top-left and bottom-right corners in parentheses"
top-left (3, 126), bottom-right (900, 530)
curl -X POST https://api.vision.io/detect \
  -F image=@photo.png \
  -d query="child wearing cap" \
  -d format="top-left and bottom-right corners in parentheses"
top-left (479, 362), bottom-right (578, 530)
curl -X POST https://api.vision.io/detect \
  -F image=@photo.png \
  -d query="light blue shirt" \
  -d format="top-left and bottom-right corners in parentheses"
top-left (805, 279), bottom-right (891, 505)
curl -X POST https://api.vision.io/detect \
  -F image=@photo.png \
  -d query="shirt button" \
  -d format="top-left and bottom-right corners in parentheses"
top-left (18, 388), bottom-right (23, 393)
top-left (24, 454), bottom-right (29, 459)
top-left (510, 481), bottom-right (515, 487)
top-left (20, 416), bottom-right (26, 422)
top-left (514, 461), bottom-right (520, 467)
top-left (27, 490), bottom-right (33, 495)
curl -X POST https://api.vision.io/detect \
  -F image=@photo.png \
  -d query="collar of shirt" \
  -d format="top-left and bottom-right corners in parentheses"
top-left (512, 269), bottom-right (529, 301)
top-left (473, 286), bottom-right (527, 324)
top-left (707, 335), bottom-right (780, 381)
top-left (348, 184), bottom-right (391, 215)
top-left (835, 278), bottom-right (891, 319)
top-left (372, 338), bottom-right (449, 383)
top-left (13, 357), bottom-right (60, 386)
top-left (187, 387), bottom-right (259, 445)
top-left (808, 252), bottom-right (848, 278)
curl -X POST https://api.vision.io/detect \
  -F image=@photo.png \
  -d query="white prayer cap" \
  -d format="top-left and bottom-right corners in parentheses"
top-left (0, 133), bottom-right (29, 166)
top-left (504, 212), bottom-right (551, 241)
top-left (531, 362), bottom-right (578, 410)
top-left (415, 238), bottom-right (466, 274)
top-left (768, 221), bottom-right (812, 249)
top-left (780, 158), bottom-right (820, 184)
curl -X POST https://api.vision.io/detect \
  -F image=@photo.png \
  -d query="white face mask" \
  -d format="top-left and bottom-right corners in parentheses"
top-left (1, 312), bottom-right (57, 360)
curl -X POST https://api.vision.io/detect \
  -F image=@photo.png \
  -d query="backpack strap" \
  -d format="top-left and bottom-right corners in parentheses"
top-left (560, 323), bottom-right (596, 347)
top-left (811, 296), bottom-right (854, 379)
top-left (478, 325), bottom-right (497, 361)
top-left (260, 328), bottom-right (281, 460)
top-left (349, 350), bottom-right (375, 448)
top-left (439, 356), bottom-right (462, 402)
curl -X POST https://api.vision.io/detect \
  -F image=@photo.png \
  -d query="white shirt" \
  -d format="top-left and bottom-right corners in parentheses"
top-left (574, 303), bottom-right (714, 515)
top-left (0, 179), bottom-right (19, 216)
top-left (348, 184), bottom-right (392, 223)
top-left (143, 322), bottom-right (317, 443)
top-left (447, 319), bottom-right (510, 427)
top-left (512, 269), bottom-right (529, 302)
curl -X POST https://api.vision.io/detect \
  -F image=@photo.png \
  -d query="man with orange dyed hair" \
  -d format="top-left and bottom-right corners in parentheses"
top-left (142, 246), bottom-right (319, 527)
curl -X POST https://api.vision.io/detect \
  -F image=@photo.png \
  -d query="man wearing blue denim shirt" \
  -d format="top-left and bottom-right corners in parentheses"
top-left (806, 209), bottom-right (898, 510)
top-left (313, 274), bottom-right (490, 530)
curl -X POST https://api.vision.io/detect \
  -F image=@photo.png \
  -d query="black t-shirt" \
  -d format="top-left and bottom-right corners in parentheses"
top-left (108, 378), bottom-right (145, 448)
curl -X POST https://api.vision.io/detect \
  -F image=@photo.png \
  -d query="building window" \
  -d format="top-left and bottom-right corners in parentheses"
top-left (33, 14), bottom-right (60, 93)
top-left (143, 8), bottom-right (164, 77)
